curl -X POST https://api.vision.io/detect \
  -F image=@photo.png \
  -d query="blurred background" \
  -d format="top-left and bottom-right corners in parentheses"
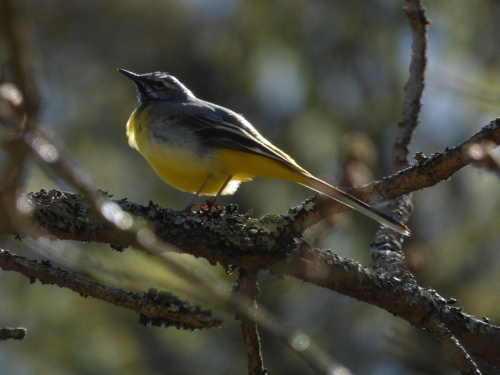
top-left (1, 0), bottom-right (500, 374)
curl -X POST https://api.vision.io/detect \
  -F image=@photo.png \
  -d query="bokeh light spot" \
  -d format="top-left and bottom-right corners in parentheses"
top-left (290, 334), bottom-right (310, 351)
top-left (16, 194), bottom-right (34, 214)
top-left (100, 201), bottom-right (133, 229)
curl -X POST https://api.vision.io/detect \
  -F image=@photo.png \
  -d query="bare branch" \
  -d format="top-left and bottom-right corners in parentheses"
top-left (290, 119), bottom-right (500, 234)
top-left (0, 1), bottom-right (497, 372)
top-left (0, 0), bottom-right (99, 243)
top-left (370, 222), bottom-right (414, 282)
top-left (277, 242), bottom-right (500, 368)
top-left (393, 0), bottom-right (430, 171)
top-left (0, 248), bottom-right (221, 330)
top-left (237, 269), bottom-right (266, 375)
top-left (0, 0), bottom-right (40, 115)
top-left (369, 0), bottom-right (430, 276)
top-left (3, 189), bottom-right (355, 373)
top-left (369, 0), bottom-right (430, 275)
top-left (425, 316), bottom-right (481, 375)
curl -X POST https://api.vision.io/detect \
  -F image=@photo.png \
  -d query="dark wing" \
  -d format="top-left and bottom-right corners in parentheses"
top-left (184, 110), bottom-right (297, 167)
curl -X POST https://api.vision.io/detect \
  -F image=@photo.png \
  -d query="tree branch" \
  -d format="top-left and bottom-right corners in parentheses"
top-left (0, 248), bottom-right (221, 330)
top-left (290, 118), bottom-right (500, 234)
top-left (370, 0), bottom-right (430, 281)
top-left (425, 316), bottom-right (480, 375)
top-left (277, 242), bottom-right (500, 368)
top-left (4, 183), bottom-right (500, 366)
top-left (237, 269), bottom-right (266, 375)
top-left (393, 0), bottom-right (430, 172)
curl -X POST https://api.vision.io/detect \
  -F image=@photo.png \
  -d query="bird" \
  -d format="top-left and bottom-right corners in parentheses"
top-left (118, 69), bottom-right (410, 236)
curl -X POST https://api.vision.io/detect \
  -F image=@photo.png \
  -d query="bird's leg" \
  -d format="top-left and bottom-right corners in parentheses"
top-left (183, 174), bottom-right (212, 212)
top-left (209, 175), bottom-right (233, 207)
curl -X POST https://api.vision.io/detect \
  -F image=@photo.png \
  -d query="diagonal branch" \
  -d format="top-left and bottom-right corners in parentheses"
top-left (276, 242), bottom-right (500, 368)
top-left (289, 119), bottom-right (500, 234)
top-left (425, 316), bottom-right (481, 375)
top-left (0, 248), bottom-right (221, 330)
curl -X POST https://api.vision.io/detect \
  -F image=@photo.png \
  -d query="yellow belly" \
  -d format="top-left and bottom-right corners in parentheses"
top-left (141, 139), bottom-right (239, 195)
top-left (126, 108), bottom-right (309, 196)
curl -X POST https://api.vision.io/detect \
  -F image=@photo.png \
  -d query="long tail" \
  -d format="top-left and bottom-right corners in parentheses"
top-left (299, 174), bottom-right (410, 236)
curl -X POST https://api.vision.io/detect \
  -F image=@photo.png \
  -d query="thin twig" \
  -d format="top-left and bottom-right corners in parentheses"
top-left (393, 0), bottom-right (430, 171)
top-left (0, 0), bottom-right (40, 116)
top-left (149, 245), bottom-right (354, 374)
top-left (238, 269), bottom-right (266, 375)
top-left (387, 4), bottom-right (484, 367)
top-left (425, 316), bottom-right (481, 375)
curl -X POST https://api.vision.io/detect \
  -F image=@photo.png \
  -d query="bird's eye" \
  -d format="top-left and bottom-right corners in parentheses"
top-left (153, 81), bottom-right (165, 89)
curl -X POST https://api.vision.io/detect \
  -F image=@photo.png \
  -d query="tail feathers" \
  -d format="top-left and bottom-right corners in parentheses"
top-left (301, 175), bottom-right (410, 236)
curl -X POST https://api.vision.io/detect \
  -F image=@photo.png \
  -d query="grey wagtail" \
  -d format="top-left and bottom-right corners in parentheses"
top-left (118, 69), bottom-right (410, 236)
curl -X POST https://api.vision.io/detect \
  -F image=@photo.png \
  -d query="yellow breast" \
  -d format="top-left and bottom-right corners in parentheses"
top-left (126, 108), bottom-right (241, 195)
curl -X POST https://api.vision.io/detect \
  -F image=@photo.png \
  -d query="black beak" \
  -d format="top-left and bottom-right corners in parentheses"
top-left (118, 69), bottom-right (143, 83)
top-left (118, 69), bottom-right (149, 103)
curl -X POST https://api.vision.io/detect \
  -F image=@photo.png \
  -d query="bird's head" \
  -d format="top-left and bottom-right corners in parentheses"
top-left (118, 69), bottom-right (194, 103)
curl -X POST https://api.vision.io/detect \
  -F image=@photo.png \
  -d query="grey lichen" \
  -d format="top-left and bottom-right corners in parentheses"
top-left (284, 200), bottom-right (316, 222)
top-left (200, 211), bottom-right (279, 249)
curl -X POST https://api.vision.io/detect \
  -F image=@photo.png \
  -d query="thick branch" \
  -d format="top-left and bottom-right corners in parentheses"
top-left (0, 248), bottom-right (221, 330)
top-left (3, 188), bottom-right (500, 366)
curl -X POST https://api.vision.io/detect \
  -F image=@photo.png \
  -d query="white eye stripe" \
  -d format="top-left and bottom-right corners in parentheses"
top-left (164, 81), bottom-right (179, 89)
